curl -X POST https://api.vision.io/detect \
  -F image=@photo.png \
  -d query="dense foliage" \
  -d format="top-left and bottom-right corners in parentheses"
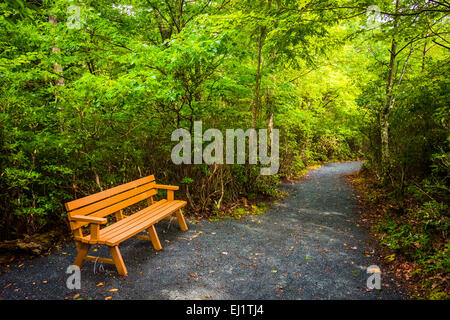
top-left (353, 0), bottom-right (449, 296)
top-left (1, 0), bottom-right (367, 238)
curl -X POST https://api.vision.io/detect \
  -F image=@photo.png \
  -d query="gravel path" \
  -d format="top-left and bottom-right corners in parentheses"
top-left (0, 161), bottom-right (406, 300)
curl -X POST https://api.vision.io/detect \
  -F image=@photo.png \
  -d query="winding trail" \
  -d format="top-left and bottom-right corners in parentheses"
top-left (0, 161), bottom-right (406, 299)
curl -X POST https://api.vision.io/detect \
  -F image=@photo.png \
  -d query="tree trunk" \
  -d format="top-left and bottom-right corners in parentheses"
top-left (380, 0), bottom-right (399, 175)
top-left (49, 16), bottom-right (64, 86)
top-left (252, 25), bottom-right (264, 129)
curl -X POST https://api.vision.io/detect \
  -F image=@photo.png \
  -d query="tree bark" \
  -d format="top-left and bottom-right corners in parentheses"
top-left (380, 0), bottom-right (399, 175)
top-left (252, 25), bottom-right (264, 129)
top-left (49, 16), bottom-right (64, 86)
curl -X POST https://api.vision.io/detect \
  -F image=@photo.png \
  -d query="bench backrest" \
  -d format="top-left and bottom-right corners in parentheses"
top-left (65, 175), bottom-right (157, 231)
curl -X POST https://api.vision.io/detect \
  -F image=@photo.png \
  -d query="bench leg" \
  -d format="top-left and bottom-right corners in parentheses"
top-left (176, 209), bottom-right (188, 231)
top-left (109, 246), bottom-right (127, 276)
top-left (147, 225), bottom-right (162, 251)
top-left (73, 242), bottom-right (90, 267)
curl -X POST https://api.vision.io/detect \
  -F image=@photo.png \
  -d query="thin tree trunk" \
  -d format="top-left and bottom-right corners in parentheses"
top-left (380, 41), bottom-right (396, 170)
top-left (267, 74), bottom-right (275, 137)
top-left (422, 17), bottom-right (431, 73)
top-left (49, 16), bottom-right (64, 86)
top-left (267, 112), bottom-right (273, 136)
top-left (252, 25), bottom-right (264, 129)
top-left (380, 0), bottom-right (399, 175)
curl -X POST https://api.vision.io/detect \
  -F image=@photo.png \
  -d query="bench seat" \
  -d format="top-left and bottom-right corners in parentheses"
top-left (76, 199), bottom-right (187, 246)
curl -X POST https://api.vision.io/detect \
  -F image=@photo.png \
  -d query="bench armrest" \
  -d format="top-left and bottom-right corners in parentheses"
top-left (154, 184), bottom-right (179, 191)
top-left (154, 184), bottom-right (179, 201)
top-left (70, 215), bottom-right (108, 224)
top-left (70, 215), bottom-right (107, 241)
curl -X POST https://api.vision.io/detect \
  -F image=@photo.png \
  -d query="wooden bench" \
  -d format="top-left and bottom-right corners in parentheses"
top-left (64, 175), bottom-right (188, 276)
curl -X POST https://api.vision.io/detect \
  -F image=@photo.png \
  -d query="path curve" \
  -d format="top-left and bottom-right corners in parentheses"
top-left (0, 162), bottom-right (406, 299)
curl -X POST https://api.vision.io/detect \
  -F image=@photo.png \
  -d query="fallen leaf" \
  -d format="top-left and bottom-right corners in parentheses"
top-left (108, 288), bottom-right (118, 292)
top-left (73, 294), bottom-right (80, 299)
top-left (385, 254), bottom-right (396, 262)
top-left (105, 296), bottom-right (112, 300)
top-left (96, 282), bottom-right (104, 287)
top-left (188, 231), bottom-right (203, 241)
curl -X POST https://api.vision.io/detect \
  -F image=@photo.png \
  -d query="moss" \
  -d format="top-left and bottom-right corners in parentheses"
top-left (428, 289), bottom-right (449, 300)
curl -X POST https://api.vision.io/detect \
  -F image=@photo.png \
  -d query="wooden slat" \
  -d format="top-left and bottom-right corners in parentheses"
top-left (104, 201), bottom-right (186, 246)
top-left (76, 200), bottom-right (168, 243)
top-left (70, 215), bottom-right (107, 224)
top-left (70, 188), bottom-right (158, 230)
top-left (65, 175), bottom-right (155, 211)
top-left (69, 182), bottom-right (156, 217)
top-left (104, 201), bottom-right (187, 246)
top-left (99, 200), bottom-right (168, 238)
top-left (99, 202), bottom-right (181, 242)
top-left (154, 184), bottom-right (179, 190)
top-left (99, 200), bottom-right (182, 240)
top-left (84, 256), bottom-right (115, 264)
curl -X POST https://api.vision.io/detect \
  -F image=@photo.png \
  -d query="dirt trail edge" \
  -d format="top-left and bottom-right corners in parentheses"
top-left (0, 161), bottom-right (406, 300)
